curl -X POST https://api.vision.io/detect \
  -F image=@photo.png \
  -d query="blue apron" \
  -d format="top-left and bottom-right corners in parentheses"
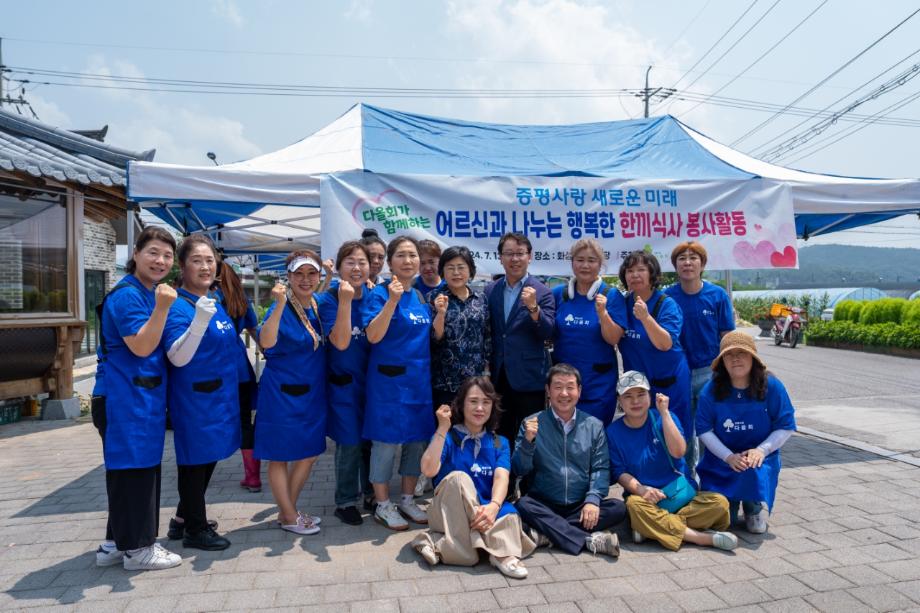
top-left (97, 274), bottom-right (168, 470)
top-left (435, 429), bottom-right (516, 518)
top-left (696, 377), bottom-right (796, 510)
top-left (323, 288), bottom-right (371, 446)
top-left (619, 291), bottom-right (692, 438)
top-left (362, 284), bottom-right (434, 444)
top-left (214, 288), bottom-right (258, 386)
top-left (255, 296), bottom-right (330, 461)
top-left (164, 289), bottom-right (242, 466)
top-left (552, 284), bottom-right (625, 426)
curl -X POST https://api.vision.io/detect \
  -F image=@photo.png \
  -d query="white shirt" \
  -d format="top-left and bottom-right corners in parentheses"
top-left (551, 407), bottom-right (577, 435)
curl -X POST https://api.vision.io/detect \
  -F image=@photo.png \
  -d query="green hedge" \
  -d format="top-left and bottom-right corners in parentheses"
top-left (904, 300), bottom-right (920, 326)
top-left (733, 292), bottom-right (830, 322)
top-left (806, 320), bottom-right (920, 350)
top-left (833, 297), bottom-right (919, 325)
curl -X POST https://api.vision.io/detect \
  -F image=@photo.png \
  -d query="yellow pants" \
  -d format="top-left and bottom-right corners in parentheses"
top-left (626, 491), bottom-right (730, 551)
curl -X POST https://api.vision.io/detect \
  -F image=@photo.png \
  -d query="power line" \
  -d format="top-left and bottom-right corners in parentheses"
top-left (658, 1), bottom-right (714, 60)
top-left (730, 6), bottom-right (920, 147)
top-left (761, 62), bottom-right (920, 161)
top-left (650, 0), bottom-right (760, 112)
top-left (676, 0), bottom-right (828, 119)
top-left (749, 46), bottom-right (920, 156)
top-left (779, 87), bottom-right (920, 164)
top-left (676, 0), bottom-right (783, 97)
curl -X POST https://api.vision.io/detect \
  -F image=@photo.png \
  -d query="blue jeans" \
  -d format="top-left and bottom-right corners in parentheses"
top-left (729, 500), bottom-right (764, 525)
top-left (334, 443), bottom-right (367, 507)
top-left (368, 440), bottom-right (426, 485)
top-left (686, 366), bottom-right (711, 479)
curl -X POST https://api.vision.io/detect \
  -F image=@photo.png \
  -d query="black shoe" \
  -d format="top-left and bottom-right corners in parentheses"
top-left (168, 518), bottom-right (218, 540)
top-left (183, 527), bottom-right (231, 551)
top-left (334, 506), bottom-right (364, 526)
top-left (363, 495), bottom-right (378, 513)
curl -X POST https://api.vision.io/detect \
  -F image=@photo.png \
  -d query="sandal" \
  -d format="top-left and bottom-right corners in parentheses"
top-left (489, 554), bottom-right (528, 579)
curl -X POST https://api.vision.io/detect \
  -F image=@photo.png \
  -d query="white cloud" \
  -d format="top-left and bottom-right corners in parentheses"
top-left (23, 93), bottom-right (71, 127)
top-left (344, 0), bottom-right (374, 22)
top-left (444, 0), bottom-right (700, 126)
top-left (210, 0), bottom-right (244, 27)
top-left (76, 57), bottom-right (262, 164)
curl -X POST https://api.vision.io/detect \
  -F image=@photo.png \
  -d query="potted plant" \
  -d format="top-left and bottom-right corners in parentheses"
top-left (754, 308), bottom-right (773, 337)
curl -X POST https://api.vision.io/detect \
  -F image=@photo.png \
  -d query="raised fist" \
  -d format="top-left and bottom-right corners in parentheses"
top-left (338, 280), bottom-right (355, 301)
top-left (154, 283), bottom-right (177, 310)
top-left (271, 282), bottom-right (287, 306)
top-left (521, 286), bottom-right (537, 309)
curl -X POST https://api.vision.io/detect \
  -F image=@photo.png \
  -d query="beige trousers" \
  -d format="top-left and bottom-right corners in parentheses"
top-left (627, 491), bottom-right (730, 551)
top-left (411, 471), bottom-right (536, 565)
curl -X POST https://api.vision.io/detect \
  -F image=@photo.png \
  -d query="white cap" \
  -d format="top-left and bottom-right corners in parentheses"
top-left (287, 256), bottom-right (321, 273)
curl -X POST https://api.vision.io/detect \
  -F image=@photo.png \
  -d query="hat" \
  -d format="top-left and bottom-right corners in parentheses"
top-left (710, 330), bottom-right (766, 371)
top-left (287, 256), bottom-right (321, 274)
top-left (617, 370), bottom-right (650, 395)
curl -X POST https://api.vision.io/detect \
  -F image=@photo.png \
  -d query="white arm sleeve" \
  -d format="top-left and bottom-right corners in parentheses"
top-left (699, 431), bottom-right (734, 463)
top-left (167, 327), bottom-right (206, 367)
top-left (757, 429), bottom-right (794, 455)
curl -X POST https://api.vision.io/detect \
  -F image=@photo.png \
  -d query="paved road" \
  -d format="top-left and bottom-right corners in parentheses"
top-left (742, 327), bottom-right (920, 458)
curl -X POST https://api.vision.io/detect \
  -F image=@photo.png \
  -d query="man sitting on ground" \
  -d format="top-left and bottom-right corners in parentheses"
top-left (513, 363), bottom-right (626, 557)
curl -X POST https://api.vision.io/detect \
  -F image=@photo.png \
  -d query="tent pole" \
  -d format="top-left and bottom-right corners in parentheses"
top-left (726, 270), bottom-right (733, 300)
top-left (253, 255), bottom-right (262, 378)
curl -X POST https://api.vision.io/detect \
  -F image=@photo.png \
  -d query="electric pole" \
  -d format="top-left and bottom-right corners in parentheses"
top-left (639, 66), bottom-right (675, 118)
top-left (1, 37), bottom-right (5, 108)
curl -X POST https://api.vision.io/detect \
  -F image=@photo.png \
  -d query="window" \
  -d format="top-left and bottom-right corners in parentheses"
top-left (0, 191), bottom-right (69, 313)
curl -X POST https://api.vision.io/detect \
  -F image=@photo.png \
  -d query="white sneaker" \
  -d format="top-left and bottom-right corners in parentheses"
top-left (585, 531), bottom-right (620, 557)
top-left (632, 530), bottom-right (646, 544)
top-left (527, 526), bottom-right (551, 548)
top-left (297, 511), bottom-right (322, 526)
top-left (375, 501), bottom-right (409, 531)
top-left (397, 499), bottom-right (428, 524)
top-left (745, 506), bottom-right (769, 534)
top-left (706, 530), bottom-right (739, 550)
top-left (414, 541), bottom-right (440, 566)
top-left (414, 475), bottom-right (432, 497)
top-left (123, 543), bottom-right (181, 571)
top-left (280, 514), bottom-right (320, 536)
top-left (95, 542), bottom-right (123, 567)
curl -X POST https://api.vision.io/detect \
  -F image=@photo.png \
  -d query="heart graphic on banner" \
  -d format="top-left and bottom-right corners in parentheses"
top-left (754, 224), bottom-right (763, 231)
top-left (732, 240), bottom-right (776, 268)
top-left (770, 246), bottom-right (797, 268)
top-left (349, 189), bottom-right (411, 224)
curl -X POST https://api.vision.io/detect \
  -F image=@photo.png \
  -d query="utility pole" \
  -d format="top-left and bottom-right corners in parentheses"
top-left (1, 37), bottom-right (5, 108)
top-left (643, 66), bottom-right (658, 118)
top-left (639, 66), bottom-right (674, 118)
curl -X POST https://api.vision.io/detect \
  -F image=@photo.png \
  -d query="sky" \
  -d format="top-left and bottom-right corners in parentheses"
top-left (3, 0), bottom-right (920, 248)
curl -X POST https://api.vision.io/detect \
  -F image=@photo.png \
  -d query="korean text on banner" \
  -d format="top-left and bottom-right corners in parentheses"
top-left (320, 171), bottom-right (798, 276)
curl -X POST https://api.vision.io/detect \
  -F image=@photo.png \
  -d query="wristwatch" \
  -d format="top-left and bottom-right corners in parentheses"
top-left (527, 304), bottom-right (539, 314)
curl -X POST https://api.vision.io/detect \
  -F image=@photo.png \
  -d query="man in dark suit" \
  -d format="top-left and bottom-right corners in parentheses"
top-left (485, 232), bottom-right (555, 447)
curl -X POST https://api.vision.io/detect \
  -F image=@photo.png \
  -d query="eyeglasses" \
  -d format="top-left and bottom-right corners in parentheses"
top-left (501, 251), bottom-right (529, 260)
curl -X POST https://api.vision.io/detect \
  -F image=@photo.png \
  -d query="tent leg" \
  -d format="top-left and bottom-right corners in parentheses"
top-left (253, 256), bottom-right (262, 379)
top-left (726, 270), bottom-right (733, 299)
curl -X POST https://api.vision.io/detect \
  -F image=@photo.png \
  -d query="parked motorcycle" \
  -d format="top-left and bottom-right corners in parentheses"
top-left (771, 304), bottom-right (805, 348)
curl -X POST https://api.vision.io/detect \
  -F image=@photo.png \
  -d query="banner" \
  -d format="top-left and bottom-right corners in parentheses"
top-left (321, 171), bottom-right (798, 275)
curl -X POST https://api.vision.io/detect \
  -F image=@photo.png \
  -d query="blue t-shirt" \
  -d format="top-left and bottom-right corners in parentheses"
top-left (695, 376), bottom-right (796, 451)
top-left (619, 290), bottom-right (686, 380)
top-left (665, 282), bottom-right (735, 369)
top-left (413, 276), bottom-right (446, 299)
top-left (436, 428), bottom-right (516, 518)
top-left (607, 411), bottom-right (687, 489)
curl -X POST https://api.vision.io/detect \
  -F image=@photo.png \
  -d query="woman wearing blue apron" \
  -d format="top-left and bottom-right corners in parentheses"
top-left (616, 251), bottom-right (692, 444)
top-left (215, 262), bottom-right (261, 493)
top-left (161, 235), bottom-right (241, 551)
top-left (696, 331), bottom-right (796, 534)
top-left (363, 235), bottom-right (434, 531)
top-left (412, 377), bottom-right (536, 578)
top-left (318, 240), bottom-right (373, 527)
top-left (92, 227), bottom-right (182, 571)
top-left (257, 250), bottom-right (350, 536)
top-left (552, 238), bottom-right (628, 426)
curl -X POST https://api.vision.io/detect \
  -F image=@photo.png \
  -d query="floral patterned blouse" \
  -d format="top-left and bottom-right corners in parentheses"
top-left (428, 286), bottom-right (491, 393)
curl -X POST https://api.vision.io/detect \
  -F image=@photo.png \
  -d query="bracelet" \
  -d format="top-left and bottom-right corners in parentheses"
top-left (434, 432), bottom-right (446, 440)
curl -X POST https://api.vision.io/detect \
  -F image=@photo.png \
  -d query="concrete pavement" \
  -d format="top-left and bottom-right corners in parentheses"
top-left (3, 336), bottom-right (920, 612)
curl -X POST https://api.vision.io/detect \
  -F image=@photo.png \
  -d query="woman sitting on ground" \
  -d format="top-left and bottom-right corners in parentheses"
top-left (412, 376), bottom-right (535, 579)
top-left (608, 370), bottom-right (737, 552)
top-left (696, 331), bottom-right (797, 534)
